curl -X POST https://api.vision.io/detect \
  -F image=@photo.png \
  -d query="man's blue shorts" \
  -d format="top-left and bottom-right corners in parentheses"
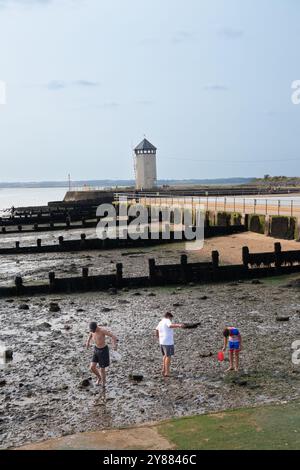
top-left (161, 345), bottom-right (175, 357)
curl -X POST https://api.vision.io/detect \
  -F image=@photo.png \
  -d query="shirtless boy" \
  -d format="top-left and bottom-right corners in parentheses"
top-left (85, 322), bottom-right (118, 387)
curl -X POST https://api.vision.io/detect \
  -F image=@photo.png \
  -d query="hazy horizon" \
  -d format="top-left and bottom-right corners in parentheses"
top-left (0, 0), bottom-right (300, 181)
top-left (0, 177), bottom-right (255, 187)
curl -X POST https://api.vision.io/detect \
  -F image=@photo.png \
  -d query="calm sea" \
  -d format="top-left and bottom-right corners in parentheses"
top-left (0, 187), bottom-right (68, 211)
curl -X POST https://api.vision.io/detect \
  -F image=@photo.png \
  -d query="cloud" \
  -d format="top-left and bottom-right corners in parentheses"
top-left (46, 80), bottom-right (99, 91)
top-left (138, 31), bottom-right (195, 47)
top-left (135, 100), bottom-right (153, 106)
top-left (0, 0), bottom-right (52, 6)
top-left (0, 0), bottom-right (79, 8)
top-left (72, 80), bottom-right (99, 87)
top-left (203, 84), bottom-right (229, 92)
top-left (171, 31), bottom-right (195, 45)
top-left (138, 37), bottom-right (160, 47)
top-left (96, 102), bottom-right (120, 110)
top-left (47, 80), bottom-right (66, 91)
top-left (218, 28), bottom-right (244, 39)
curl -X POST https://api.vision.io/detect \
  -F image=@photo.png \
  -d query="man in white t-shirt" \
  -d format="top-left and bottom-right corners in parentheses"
top-left (155, 312), bottom-right (184, 377)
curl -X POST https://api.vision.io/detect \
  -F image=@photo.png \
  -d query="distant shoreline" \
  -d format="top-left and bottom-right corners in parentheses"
top-left (0, 178), bottom-right (254, 189)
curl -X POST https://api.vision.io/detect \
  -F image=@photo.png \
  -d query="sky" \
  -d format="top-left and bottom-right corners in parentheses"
top-left (0, 0), bottom-right (300, 182)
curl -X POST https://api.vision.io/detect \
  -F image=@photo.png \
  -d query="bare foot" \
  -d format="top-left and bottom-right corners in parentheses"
top-left (96, 378), bottom-right (101, 386)
top-left (225, 367), bottom-right (234, 373)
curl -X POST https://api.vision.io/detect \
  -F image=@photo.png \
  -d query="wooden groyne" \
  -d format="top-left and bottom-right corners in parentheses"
top-left (0, 243), bottom-right (299, 298)
top-left (0, 225), bottom-right (246, 255)
top-left (0, 220), bottom-right (98, 235)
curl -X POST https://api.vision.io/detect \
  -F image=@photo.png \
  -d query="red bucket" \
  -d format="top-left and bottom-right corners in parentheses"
top-left (217, 351), bottom-right (225, 362)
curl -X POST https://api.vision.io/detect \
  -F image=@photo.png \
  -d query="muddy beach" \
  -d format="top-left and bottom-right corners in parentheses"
top-left (1, 230), bottom-right (300, 449)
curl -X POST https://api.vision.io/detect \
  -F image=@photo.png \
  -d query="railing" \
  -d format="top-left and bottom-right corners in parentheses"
top-left (115, 193), bottom-right (300, 218)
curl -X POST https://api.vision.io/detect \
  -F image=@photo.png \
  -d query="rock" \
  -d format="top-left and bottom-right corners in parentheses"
top-left (148, 292), bottom-right (156, 297)
top-left (183, 322), bottom-right (201, 329)
top-left (231, 377), bottom-right (248, 386)
top-left (276, 316), bottom-right (290, 322)
top-left (5, 349), bottom-right (13, 360)
top-left (18, 304), bottom-right (29, 311)
top-left (200, 296), bottom-right (208, 300)
top-left (118, 299), bottom-right (130, 304)
top-left (108, 287), bottom-right (118, 295)
top-left (173, 303), bottom-right (183, 307)
top-left (5, 299), bottom-right (14, 303)
top-left (76, 309), bottom-right (85, 313)
top-left (251, 279), bottom-right (262, 285)
top-left (39, 322), bottom-right (51, 329)
top-left (0, 380), bottom-right (7, 387)
top-left (49, 303), bottom-right (60, 313)
top-left (129, 374), bottom-right (144, 382)
top-left (140, 408), bottom-right (145, 413)
top-left (64, 325), bottom-right (71, 330)
top-left (199, 352), bottom-right (213, 358)
top-left (132, 292), bottom-right (142, 296)
top-left (284, 279), bottom-right (300, 289)
top-left (79, 378), bottom-right (91, 388)
top-left (102, 307), bottom-right (113, 312)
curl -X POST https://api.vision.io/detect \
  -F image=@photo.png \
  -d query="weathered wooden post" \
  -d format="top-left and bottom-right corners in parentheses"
top-left (149, 259), bottom-right (156, 284)
top-left (242, 246), bottom-right (249, 268)
top-left (18, 225), bottom-right (22, 232)
top-left (15, 276), bottom-right (23, 294)
top-left (181, 254), bottom-right (188, 265)
top-left (15, 241), bottom-right (20, 250)
top-left (82, 267), bottom-right (89, 278)
top-left (34, 223), bottom-right (38, 231)
top-left (116, 263), bottom-right (123, 287)
top-left (37, 239), bottom-right (42, 248)
top-left (274, 242), bottom-right (282, 269)
top-left (80, 233), bottom-right (87, 248)
top-left (82, 218), bottom-right (86, 227)
top-left (2, 227), bottom-right (6, 233)
top-left (49, 221), bottom-right (54, 230)
top-left (49, 272), bottom-right (56, 292)
top-left (66, 216), bottom-right (71, 229)
top-left (58, 236), bottom-right (64, 247)
top-left (212, 250), bottom-right (219, 269)
top-left (181, 254), bottom-right (188, 283)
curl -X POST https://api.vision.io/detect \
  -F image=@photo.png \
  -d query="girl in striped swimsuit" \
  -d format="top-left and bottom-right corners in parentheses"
top-left (223, 327), bottom-right (242, 372)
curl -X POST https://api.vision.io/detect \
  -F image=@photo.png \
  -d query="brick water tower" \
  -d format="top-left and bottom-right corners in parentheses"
top-left (134, 138), bottom-right (157, 190)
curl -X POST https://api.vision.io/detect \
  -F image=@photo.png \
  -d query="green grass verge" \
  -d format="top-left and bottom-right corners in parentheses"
top-left (158, 401), bottom-right (300, 450)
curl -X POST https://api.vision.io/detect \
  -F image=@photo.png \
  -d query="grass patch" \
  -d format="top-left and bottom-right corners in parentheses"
top-left (262, 272), bottom-right (300, 286)
top-left (158, 401), bottom-right (300, 450)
